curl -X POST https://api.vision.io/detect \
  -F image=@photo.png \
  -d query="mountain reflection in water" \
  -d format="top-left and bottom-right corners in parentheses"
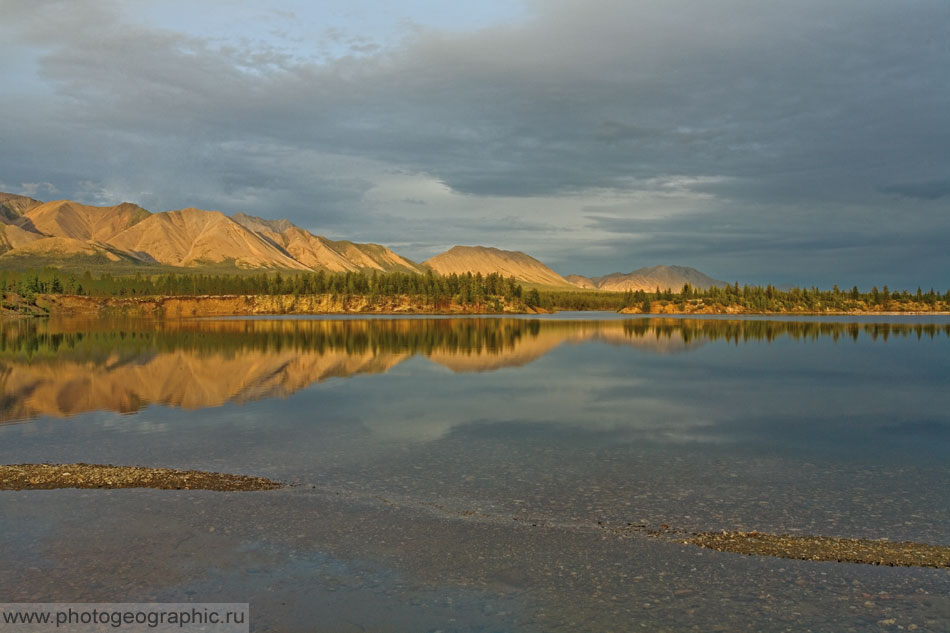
top-left (2, 317), bottom-right (947, 423)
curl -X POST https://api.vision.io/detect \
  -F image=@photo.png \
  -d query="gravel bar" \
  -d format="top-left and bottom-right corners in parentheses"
top-left (0, 463), bottom-right (282, 491)
top-left (682, 530), bottom-right (950, 568)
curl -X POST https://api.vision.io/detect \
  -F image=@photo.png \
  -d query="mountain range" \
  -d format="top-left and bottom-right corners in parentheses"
top-left (0, 192), bottom-right (726, 290)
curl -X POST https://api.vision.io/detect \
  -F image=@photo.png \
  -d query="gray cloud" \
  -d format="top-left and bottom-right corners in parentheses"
top-left (1, 0), bottom-right (949, 287)
top-left (880, 179), bottom-right (950, 201)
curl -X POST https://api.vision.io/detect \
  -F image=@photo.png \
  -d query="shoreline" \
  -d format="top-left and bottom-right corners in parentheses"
top-left (8, 293), bottom-right (550, 319)
top-left (3, 293), bottom-right (949, 319)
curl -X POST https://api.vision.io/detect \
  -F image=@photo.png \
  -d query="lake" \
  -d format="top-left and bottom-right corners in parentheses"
top-left (1, 314), bottom-right (948, 632)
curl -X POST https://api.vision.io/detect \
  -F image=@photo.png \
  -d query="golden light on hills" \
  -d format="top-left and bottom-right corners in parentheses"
top-left (0, 194), bottom-right (422, 274)
top-left (424, 245), bottom-right (574, 287)
top-left (106, 208), bottom-right (310, 269)
top-left (23, 200), bottom-right (150, 243)
top-left (232, 213), bottom-right (426, 274)
top-left (570, 265), bottom-right (726, 292)
top-left (0, 191), bottom-right (725, 287)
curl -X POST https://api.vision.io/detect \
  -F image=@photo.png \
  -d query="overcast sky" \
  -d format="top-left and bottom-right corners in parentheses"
top-left (1, 0), bottom-right (948, 287)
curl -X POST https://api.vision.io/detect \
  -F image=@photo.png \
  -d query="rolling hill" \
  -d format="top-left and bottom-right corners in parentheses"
top-left (232, 213), bottom-right (425, 274)
top-left (423, 245), bottom-right (574, 287)
top-left (570, 265), bottom-right (727, 291)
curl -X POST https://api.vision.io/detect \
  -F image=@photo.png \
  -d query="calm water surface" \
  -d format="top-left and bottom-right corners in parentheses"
top-left (1, 315), bottom-right (948, 632)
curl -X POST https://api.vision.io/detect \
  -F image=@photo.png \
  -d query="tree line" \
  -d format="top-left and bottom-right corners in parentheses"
top-left (1, 267), bottom-right (947, 313)
top-left (0, 268), bottom-right (541, 307)
top-left (535, 282), bottom-right (950, 312)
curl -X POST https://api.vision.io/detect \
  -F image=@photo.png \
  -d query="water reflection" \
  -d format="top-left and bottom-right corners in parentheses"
top-left (2, 315), bottom-right (949, 632)
top-left (1, 317), bottom-right (948, 423)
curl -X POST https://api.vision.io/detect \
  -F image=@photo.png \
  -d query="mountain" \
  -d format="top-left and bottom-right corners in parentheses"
top-left (0, 197), bottom-right (155, 261)
top-left (422, 247), bottom-right (723, 292)
top-left (232, 213), bottom-right (425, 274)
top-left (0, 223), bottom-right (45, 252)
top-left (424, 245), bottom-right (574, 286)
top-left (1, 197), bottom-right (154, 259)
top-left (0, 192), bottom-right (727, 288)
top-left (0, 236), bottom-right (144, 264)
top-left (328, 240), bottom-right (426, 275)
top-left (107, 208), bottom-right (309, 269)
top-left (578, 265), bottom-right (727, 291)
top-left (564, 274), bottom-right (598, 289)
top-left (0, 193), bottom-right (43, 221)
top-left (19, 199), bottom-right (151, 243)
top-left (0, 194), bottom-right (46, 252)
top-left (0, 193), bottom-right (421, 273)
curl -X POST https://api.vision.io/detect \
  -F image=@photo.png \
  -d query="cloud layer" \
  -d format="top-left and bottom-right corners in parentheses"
top-left (2, 0), bottom-right (948, 287)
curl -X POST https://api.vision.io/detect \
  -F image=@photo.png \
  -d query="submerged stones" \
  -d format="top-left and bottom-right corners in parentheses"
top-left (4, 463), bottom-right (946, 568)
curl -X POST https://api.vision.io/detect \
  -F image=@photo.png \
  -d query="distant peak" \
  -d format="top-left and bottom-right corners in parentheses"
top-left (168, 207), bottom-right (230, 220)
top-left (449, 244), bottom-right (493, 252)
top-left (232, 212), bottom-right (297, 234)
top-left (590, 265), bottom-right (726, 291)
top-left (445, 245), bottom-right (523, 256)
top-left (0, 192), bottom-right (43, 204)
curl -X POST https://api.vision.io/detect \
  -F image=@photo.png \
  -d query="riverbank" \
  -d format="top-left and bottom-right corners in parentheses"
top-left (619, 301), bottom-right (950, 316)
top-left (3, 292), bottom-right (948, 318)
top-left (1, 293), bottom-right (50, 317)
top-left (4, 293), bottom-right (550, 318)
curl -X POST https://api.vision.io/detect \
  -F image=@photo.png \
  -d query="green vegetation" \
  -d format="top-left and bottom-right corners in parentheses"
top-left (536, 282), bottom-right (950, 313)
top-left (0, 267), bottom-right (526, 312)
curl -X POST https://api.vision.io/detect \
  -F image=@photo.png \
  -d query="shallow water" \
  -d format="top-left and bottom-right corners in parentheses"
top-left (1, 315), bottom-right (948, 632)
